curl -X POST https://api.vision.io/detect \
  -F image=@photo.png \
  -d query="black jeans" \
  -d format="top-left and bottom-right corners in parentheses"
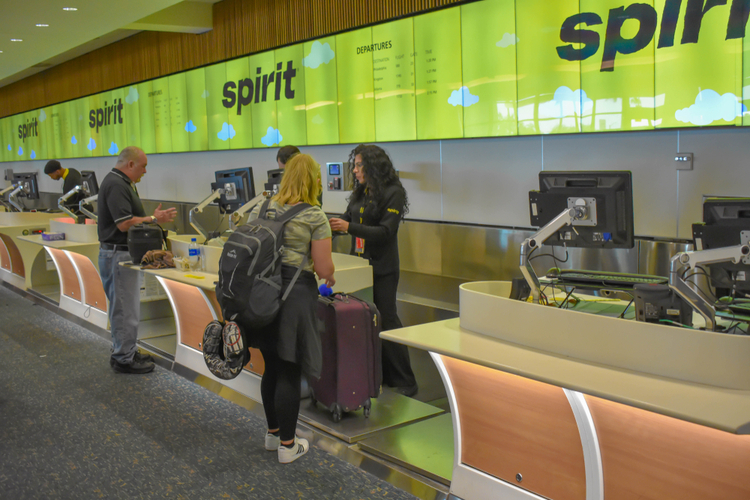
top-left (373, 271), bottom-right (417, 388)
top-left (260, 349), bottom-right (302, 442)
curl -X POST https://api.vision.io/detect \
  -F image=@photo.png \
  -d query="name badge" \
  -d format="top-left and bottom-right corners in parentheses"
top-left (355, 237), bottom-right (365, 254)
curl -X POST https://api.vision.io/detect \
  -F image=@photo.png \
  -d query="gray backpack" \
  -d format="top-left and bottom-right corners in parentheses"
top-left (215, 200), bottom-right (311, 329)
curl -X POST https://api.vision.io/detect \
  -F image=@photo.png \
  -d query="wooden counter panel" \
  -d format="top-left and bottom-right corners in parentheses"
top-left (0, 234), bottom-right (24, 277)
top-left (0, 237), bottom-right (11, 272)
top-left (442, 355), bottom-right (586, 500)
top-left (46, 248), bottom-right (80, 300)
top-left (586, 395), bottom-right (750, 500)
top-left (204, 290), bottom-right (265, 376)
top-left (160, 279), bottom-right (213, 350)
top-left (66, 252), bottom-right (106, 312)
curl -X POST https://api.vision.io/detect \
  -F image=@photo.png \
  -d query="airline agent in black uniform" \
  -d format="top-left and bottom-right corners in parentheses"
top-left (329, 144), bottom-right (418, 397)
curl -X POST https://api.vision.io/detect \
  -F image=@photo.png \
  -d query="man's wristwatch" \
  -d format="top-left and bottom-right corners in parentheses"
top-left (150, 215), bottom-right (157, 223)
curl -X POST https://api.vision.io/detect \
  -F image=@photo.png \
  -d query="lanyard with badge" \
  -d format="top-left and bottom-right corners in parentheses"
top-left (355, 205), bottom-right (365, 254)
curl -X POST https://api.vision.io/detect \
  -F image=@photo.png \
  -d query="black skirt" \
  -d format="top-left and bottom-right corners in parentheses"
top-left (250, 265), bottom-right (322, 379)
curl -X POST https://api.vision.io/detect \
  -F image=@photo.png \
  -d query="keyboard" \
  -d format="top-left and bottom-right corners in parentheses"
top-left (546, 268), bottom-right (668, 288)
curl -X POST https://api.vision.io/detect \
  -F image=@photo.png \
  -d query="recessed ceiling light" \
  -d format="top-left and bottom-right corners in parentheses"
top-left (63, 7), bottom-right (78, 11)
top-left (11, 39), bottom-right (22, 42)
top-left (36, 24), bottom-right (49, 27)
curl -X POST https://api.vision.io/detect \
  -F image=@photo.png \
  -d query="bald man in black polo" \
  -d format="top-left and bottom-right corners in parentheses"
top-left (98, 146), bottom-right (177, 374)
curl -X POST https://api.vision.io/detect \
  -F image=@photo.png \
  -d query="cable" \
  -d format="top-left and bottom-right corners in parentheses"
top-left (528, 246), bottom-right (570, 267)
top-left (558, 287), bottom-right (576, 309)
top-left (618, 298), bottom-right (635, 319)
top-left (681, 267), bottom-right (720, 303)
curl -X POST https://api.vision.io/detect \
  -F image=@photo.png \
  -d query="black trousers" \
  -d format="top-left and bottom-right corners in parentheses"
top-left (373, 271), bottom-right (417, 388)
top-left (260, 348), bottom-right (301, 442)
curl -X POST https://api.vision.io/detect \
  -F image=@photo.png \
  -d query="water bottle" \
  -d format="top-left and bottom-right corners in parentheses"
top-left (188, 237), bottom-right (200, 270)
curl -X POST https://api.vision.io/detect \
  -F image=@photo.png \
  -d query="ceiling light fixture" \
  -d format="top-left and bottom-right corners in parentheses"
top-left (36, 24), bottom-right (49, 27)
top-left (11, 39), bottom-right (22, 42)
top-left (63, 7), bottom-right (78, 11)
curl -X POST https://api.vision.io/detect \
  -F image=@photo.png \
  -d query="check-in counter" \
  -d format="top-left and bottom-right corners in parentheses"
top-left (138, 239), bottom-right (373, 404)
top-left (0, 212), bottom-right (61, 291)
top-left (17, 217), bottom-right (107, 328)
top-left (382, 281), bottom-right (750, 500)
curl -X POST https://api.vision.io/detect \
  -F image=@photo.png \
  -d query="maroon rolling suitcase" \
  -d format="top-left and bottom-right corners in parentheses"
top-left (311, 293), bottom-right (382, 422)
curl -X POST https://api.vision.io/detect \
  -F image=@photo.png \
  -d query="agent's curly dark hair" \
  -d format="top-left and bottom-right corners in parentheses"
top-left (348, 144), bottom-right (409, 219)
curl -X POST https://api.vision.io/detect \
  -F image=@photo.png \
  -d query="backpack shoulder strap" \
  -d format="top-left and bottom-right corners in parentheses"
top-left (281, 250), bottom-right (310, 302)
top-left (257, 199), bottom-right (272, 219)
top-left (274, 203), bottom-right (312, 224)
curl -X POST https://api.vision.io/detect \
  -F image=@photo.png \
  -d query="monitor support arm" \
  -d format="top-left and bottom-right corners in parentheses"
top-left (229, 193), bottom-right (269, 229)
top-left (520, 206), bottom-right (586, 303)
top-left (189, 189), bottom-right (224, 242)
top-left (58, 185), bottom-right (82, 220)
top-left (8, 184), bottom-right (26, 212)
top-left (669, 244), bottom-right (750, 331)
top-left (79, 194), bottom-right (98, 222)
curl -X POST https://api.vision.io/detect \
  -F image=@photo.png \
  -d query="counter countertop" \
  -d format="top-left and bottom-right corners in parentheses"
top-left (18, 234), bottom-right (100, 249)
top-left (381, 317), bottom-right (750, 434)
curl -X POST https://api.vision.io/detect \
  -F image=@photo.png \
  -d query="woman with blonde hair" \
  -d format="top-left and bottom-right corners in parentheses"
top-left (247, 153), bottom-right (335, 463)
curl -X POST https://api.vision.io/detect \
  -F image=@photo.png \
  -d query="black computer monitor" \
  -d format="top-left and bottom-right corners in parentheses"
top-left (528, 171), bottom-right (634, 248)
top-left (265, 168), bottom-right (284, 192)
top-left (12, 172), bottom-right (40, 200)
top-left (212, 167), bottom-right (256, 213)
top-left (80, 171), bottom-right (99, 196)
top-left (692, 197), bottom-right (750, 295)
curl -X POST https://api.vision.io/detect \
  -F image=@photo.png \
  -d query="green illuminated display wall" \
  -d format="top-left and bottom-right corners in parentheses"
top-left (3, 0), bottom-right (750, 162)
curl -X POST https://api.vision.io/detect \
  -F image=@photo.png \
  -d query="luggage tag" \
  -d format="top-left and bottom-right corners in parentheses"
top-left (355, 237), bottom-right (365, 255)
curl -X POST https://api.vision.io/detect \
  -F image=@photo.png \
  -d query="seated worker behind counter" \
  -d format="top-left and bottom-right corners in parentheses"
top-left (329, 144), bottom-right (418, 397)
top-left (44, 160), bottom-right (86, 216)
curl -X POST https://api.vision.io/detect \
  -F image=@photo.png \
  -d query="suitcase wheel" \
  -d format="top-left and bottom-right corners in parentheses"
top-left (363, 399), bottom-right (371, 418)
top-left (332, 404), bottom-right (343, 423)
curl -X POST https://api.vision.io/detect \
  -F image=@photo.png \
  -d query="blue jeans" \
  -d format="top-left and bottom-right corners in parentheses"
top-left (99, 248), bottom-right (140, 364)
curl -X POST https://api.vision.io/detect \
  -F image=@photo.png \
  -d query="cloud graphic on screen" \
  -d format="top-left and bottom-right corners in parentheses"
top-left (448, 87), bottom-right (479, 107)
top-left (675, 89), bottom-right (746, 125)
top-left (540, 86), bottom-right (593, 118)
top-left (261, 127), bottom-right (283, 146)
top-left (109, 142), bottom-right (119, 155)
top-left (39, 110), bottom-right (47, 122)
top-left (185, 120), bottom-right (197, 133)
top-left (87, 138), bottom-right (97, 151)
top-left (311, 115), bottom-right (324, 124)
top-left (303, 41), bottom-right (335, 69)
top-left (202, 90), bottom-right (209, 98)
top-left (125, 87), bottom-right (139, 104)
top-left (17, 147), bottom-right (23, 156)
top-left (217, 122), bottom-right (236, 141)
top-left (496, 33), bottom-right (519, 48)
top-left (30, 151), bottom-right (36, 159)
top-left (71, 136), bottom-right (77, 145)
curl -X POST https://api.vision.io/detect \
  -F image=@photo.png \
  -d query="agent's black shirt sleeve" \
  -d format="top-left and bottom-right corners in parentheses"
top-left (345, 184), bottom-right (405, 275)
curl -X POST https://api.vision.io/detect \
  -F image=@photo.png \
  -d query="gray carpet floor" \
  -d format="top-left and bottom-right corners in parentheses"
top-left (0, 286), bottom-right (418, 500)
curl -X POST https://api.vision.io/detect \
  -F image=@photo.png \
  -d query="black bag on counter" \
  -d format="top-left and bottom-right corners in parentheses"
top-left (127, 223), bottom-right (165, 264)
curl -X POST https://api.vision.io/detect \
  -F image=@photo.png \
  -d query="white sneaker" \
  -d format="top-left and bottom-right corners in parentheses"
top-left (277, 437), bottom-right (309, 464)
top-left (265, 432), bottom-right (280, 451)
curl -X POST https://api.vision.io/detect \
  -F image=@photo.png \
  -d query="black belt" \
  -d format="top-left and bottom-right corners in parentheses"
top-left (101, 243), bottom-right (129, 251)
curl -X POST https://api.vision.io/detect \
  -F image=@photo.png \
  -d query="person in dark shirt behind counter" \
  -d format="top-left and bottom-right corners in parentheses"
top-left (44, 160), bottom-right (85, 213)
top-left (329, 144), bottom-right (418, 397)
